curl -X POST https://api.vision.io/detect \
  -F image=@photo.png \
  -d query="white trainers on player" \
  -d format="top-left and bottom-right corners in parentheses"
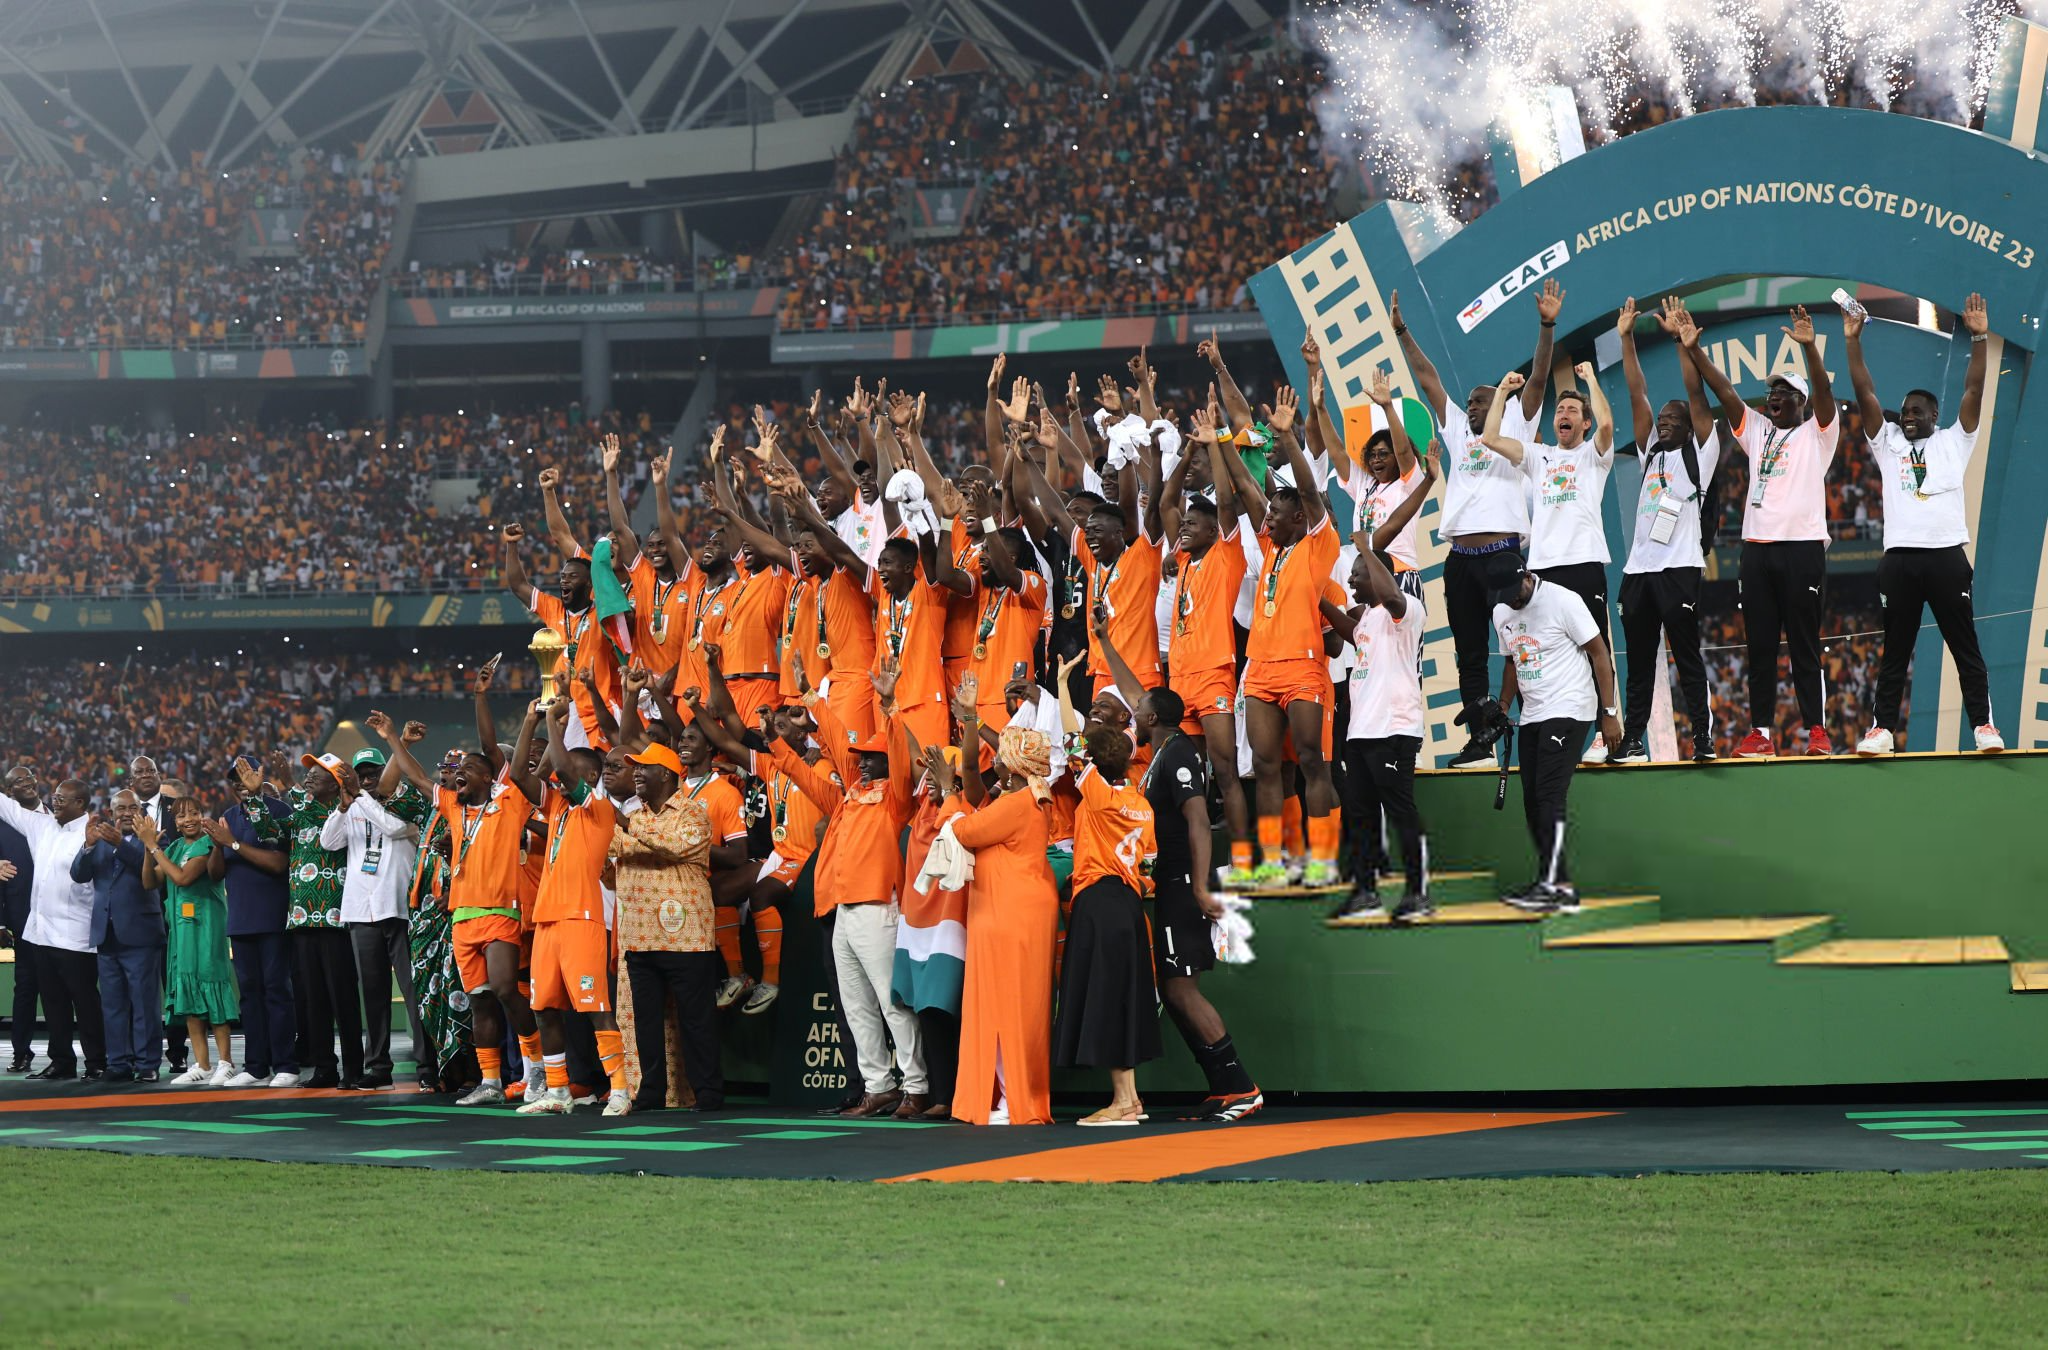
top-left (1855, 727), bottom-right (1895, 756)
top-left (1581, 734), bottom-right (1609, 765)
top-left (1975, 724), bottom-right (2005, 753)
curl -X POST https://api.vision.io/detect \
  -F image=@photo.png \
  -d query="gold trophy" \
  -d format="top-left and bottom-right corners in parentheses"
top-left (530, 626), bottom-right (565, 701)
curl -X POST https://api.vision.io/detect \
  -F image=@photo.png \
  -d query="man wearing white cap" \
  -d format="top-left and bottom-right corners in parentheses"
top-left (1680, 305), bottom-right (1838, 757)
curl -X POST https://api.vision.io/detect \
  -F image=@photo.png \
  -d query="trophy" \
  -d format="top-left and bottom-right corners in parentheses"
top-left (530, 626), bottom-right (565, 701)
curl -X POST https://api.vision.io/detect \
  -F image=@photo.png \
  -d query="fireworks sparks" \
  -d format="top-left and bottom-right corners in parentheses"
top-left (1305, 0), bottom-right (2024, 219)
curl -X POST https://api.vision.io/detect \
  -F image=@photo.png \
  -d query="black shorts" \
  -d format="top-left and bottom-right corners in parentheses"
top-left (1152, 880), bottom-right (1215, 980)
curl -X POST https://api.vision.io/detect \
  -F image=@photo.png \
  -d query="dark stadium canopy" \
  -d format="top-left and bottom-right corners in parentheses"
top-left (0, 0), bottom-right (1283, 170)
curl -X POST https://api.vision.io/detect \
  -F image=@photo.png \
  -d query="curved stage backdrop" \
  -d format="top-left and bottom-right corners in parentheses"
top-left (1248, 101), bottom-right (2048, 763)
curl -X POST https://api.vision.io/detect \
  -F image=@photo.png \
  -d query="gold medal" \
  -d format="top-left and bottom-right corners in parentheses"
top-left (816, 642), bottom-right (831, 660)
top-left (1263, 599), bottom-right (1277, 617)
top-left (688, 635), bottom-right (702, 651)
top-left (973, 642), bottom-right (988, 660)
top-left (650, 614), bottom-right (667, 641)
top-left (1061, 604), bottom-right (1077, 619)
top-left (773, 825), bottom-right (788, 842)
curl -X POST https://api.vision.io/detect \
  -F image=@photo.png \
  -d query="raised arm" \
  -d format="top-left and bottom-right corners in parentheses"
top-left (1202, 402), bottom-right (1265, 530)
top-left (537, 465), bottom-right (584, 560)
top-left (505, 701), bottom-right (547, 806)
top-left (1960, 293), bottom-right (1990, 434)
top-left (1840, 304), bottom-right (1884, 439)
top-left (651, 445), bottom-right (689, 570)
top-left (499, 524), bottom-right (533, 602)
top-left (1135, 415), bottom-right (1163, 545)
top-left (542, 696), bottom-right (583, 788)
top-left (813, 385), bottom-right (862, 508)
top-left (1266, 386), bottom-right (1325, 528)
top-left (1390, 290), bottom-right (1450, 422)
top-left (1524, 278), bottom-right (1563, 421)
top-left (1157, 432), bottom-right (1196, 546)
top-left (965, 479), bottom-right (1021, 592)
top-left (1200, 335), bottom-right (1254, 435)
top-left (1482, 372), bottom-right (1529, 465)
top-left (711, 447), bottom-right (789, 567)
top-left (1088, 606), bottom-right (1147, 714)
top-left (472, 655), bottom-right (505, 774)
top-left (368, 710), bottom-right (433, 795)
top-left (1366, 367), bottom-right (1416, 475)
top-left (1369, 449), bottom-right (1436, 559)
top-left (599, 432), bottom-right (640, 565)
top-left (1617, 298), bottom-right (1654, 452)
top-left (1784, 305), bottom-right (1834, 429)
top-left (1015, 430), bottom-right (1078, 540)
top-left (770, 470), bottom-right (870, 586)
top-left (1577, 362), bottom-right (1616, 455)
top-left (1667, 295), bottom-right (1746, 426)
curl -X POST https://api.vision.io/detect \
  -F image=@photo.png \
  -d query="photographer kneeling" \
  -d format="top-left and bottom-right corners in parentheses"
top-left (1486, 551), bottom-right (1623, 914)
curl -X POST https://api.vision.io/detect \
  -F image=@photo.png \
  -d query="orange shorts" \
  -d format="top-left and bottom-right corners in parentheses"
top-left (822, 669), bottom-right (876, 740)
top-left (530, 917), bottom-right (612, 1013)
top-left (760, 849), bottom-right (810, 888)
top-left (1243, 658), bottom-right (1333, 759)
top-left (896, 699), bottom-right (950, 755)
top-left (1173, 663), bottom-right (1237, 734)
top-left (725, 676), bottom-right (782, 735)
top-left (453, 912), bottom-right (521, 994)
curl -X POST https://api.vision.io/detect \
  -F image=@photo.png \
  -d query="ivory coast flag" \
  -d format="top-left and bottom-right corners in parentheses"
top-left (1339, 396), bottom-right (1438, 467)
top-left (588, 536), bottom-right (636, 661)
top-left (892, 802), bottom-right (968, 1017)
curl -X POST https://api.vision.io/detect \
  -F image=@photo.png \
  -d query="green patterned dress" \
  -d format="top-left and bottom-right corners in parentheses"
top-left (408, 811), bottom-right (472, 1075)
top-left (163, 835), bottom-right (240, 1024)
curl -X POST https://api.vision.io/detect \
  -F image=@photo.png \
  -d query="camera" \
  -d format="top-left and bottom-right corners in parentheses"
top-left (1454, 697), bottom-right (1514, 753)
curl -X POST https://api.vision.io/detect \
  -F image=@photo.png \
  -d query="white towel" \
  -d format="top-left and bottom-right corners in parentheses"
top-left (914, 818), bottom-right (974, 895)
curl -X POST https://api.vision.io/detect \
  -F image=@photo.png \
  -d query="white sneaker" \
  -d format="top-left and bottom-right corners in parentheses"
top-left (208, 1061), bottom-right (236, 1087)
top-left (456, 1081), bottom-right (506, 1106)
top-left (714, 976), bottom-right (748, 1010)
top-left (522, 1067), bottom-right (547, 1102)
top-left (170, 1064), bottom-right (211, 1086)
top-left (1975, 724), bottom-right (2005, 753)
top-left (741, 982), bottom-right (780, 1016)
top-left (223, 1069), bottom-right (262, 1088)
top-left (602, 1088), bottom-right (631, 1117)
top-left (1855, 727), bottom-right (1896, 756)
top-left (267, 1071), bottom-right (301, 1089)
top-left (988, 1103), bottom-right (1010, 1126)
top-left (1581, 734), bottom-right (1609, 765)
top-left (516, 1086), bottom-right (573, 1115)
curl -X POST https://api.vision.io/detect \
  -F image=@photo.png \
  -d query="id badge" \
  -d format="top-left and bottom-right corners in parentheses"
top-left (180, 901), bottom-right (195, 919)
top-left (1649, 493), bottom-right (1683, 545)
top-left (361, 848), bottom-right (382, 876)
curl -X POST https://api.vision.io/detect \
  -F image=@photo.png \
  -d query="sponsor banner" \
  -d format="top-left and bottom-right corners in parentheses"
top-left (0, 592), bottom-right (522, 636)
top-left (392, 288), bottom-right (782, 327)
top-left (769, 310), bottom-right (1268, 363)
top-left (0, 347), bottom-right (365, 381)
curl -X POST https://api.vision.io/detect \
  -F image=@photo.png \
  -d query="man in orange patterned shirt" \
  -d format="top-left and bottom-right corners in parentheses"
top-left (610, 742), bottom-right (723, 1114)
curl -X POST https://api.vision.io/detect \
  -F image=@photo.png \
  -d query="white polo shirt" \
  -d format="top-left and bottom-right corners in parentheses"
top-left (1493, 579), bottom-right (1601, 723)
top-left (1870, 420), bottom-right (1976, 550)
top-left (1439, 396), bottom-right (1533, 539)
top-left (1346, 591), bottom-right (1427, 740)
top-left (1732, 407), bottom-right (1837, 543)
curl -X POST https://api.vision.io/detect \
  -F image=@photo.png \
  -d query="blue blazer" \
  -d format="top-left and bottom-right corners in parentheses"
top-left (72, 836), bottom-right (167, 950)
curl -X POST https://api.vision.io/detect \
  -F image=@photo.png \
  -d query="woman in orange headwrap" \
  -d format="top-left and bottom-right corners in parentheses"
top-left (929, 709), bottom-right (1058, 1125)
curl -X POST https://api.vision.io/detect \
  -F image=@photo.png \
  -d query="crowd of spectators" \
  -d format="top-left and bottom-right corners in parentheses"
top-left (394, 247), bottom-right (709, 297)
top-left (777, 41), bottom-right (1333, 329)
top-left (0, 145), bottom-right (396, 351)
top-left (0, 649), bottom-right (542, 804)
top-left (0, 406), bottom-right (667, 598)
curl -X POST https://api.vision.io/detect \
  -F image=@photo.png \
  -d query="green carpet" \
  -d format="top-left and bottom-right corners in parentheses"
top-left (3, 1151), bottom-right (2045, 1345)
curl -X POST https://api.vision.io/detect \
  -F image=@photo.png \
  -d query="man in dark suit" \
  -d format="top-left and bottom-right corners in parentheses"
top-left (2, 765), bottom-right (42, 1074)
top-left (126, 756), bottom-right (189, 1073)
top-left (220, 767), bottom-right (300, 1087)
top-left (72, 789), bottom-right (167, 1083)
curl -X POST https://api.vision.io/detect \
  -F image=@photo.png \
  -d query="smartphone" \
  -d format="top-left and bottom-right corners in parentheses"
top-left (1831, 287), bottom-right (1868, 321)
top-left (1012, 661), bottom-right (1030, 682)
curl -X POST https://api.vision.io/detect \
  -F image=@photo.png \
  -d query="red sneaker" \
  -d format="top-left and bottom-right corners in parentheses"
top-left (1806, 726), bottom-right (1833, 756)
top-left (1733, 729), bottom-right (1775, 758)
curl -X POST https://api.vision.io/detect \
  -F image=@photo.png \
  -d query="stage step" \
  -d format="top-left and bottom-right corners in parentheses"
top-left (1330, 894), bottom-right (1658, 931)
top-left (1543, 915), bottom-right (1833, 951)
top-left (1777, 937), bottom-right (2011, 967)
top-left (2010, 961), bottom-right (2048, 992)
top-left (1374, 869), bottom-right (1497, 902)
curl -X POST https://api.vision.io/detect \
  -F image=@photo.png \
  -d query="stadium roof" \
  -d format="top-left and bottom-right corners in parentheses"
top-left (0, 0), bottom-right (1285, 170)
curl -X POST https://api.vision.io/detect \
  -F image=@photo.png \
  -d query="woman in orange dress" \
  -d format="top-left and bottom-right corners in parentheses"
top-left (930, 712), bottom-right (1058, 1126)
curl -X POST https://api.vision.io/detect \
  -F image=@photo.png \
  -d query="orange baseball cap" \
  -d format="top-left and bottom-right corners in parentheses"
top-left (850, 729), bottom-right (891, 753)
top-left (627, 743), bottom-right (684, 776)
top-left (299, 751), bottom-right (350, 786)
